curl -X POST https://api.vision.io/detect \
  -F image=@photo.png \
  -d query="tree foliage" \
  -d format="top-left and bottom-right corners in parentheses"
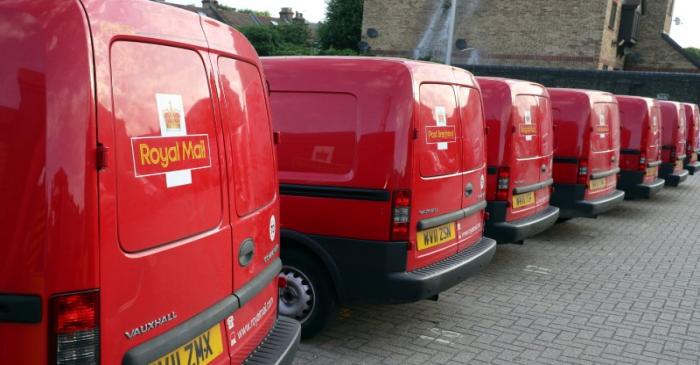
top-left (686, 47), bottom-right (700, 63)
top-left (239, 22), bottom-right (315, 56)
top-left (318, 0), bottom-right (364, 52)
top-left (237, 9), bottom-right (271, 17)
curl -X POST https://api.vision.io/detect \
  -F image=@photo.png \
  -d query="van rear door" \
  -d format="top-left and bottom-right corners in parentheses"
top-left (588, 102), bottom-right (619, 196)
top-left (457, 86), bottom-right (487, 251)
top-left (647, 106), bottom-right (662, 169)
top-left (411, 84), bottom-right (462, 268)
top-left (508, 95), bottom-right (550, 218)
top-left (91, 10), bottom-right (234, 363)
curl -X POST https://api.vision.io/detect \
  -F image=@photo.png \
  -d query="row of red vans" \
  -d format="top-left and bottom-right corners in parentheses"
top-left (2, 1), bottom-right (698, 362)
top-left (262, 59), bottom-right (700, 338)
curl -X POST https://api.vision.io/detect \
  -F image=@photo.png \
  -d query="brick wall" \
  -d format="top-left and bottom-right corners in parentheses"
top-left (625, 0), bottom-right (699, 72)
top-left (362, 0), bottom-right (621, 70)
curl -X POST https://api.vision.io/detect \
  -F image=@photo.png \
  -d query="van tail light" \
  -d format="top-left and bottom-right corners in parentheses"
top-left (496, 167), bottom-right (510, 201)
top-left (50, 290), bottom-right (100, 365)
top-left (391, 190), bottom-right (411, 241)
top-left (577, 159), bottom-right (589, 184)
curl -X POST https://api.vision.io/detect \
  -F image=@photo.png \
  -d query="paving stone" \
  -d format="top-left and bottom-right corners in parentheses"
top-left (292, 178), bottom-right (700, 364)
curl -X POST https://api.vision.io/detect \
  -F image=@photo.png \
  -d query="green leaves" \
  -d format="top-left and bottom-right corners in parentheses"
top-left (318, 0), bottom-right (364, 52)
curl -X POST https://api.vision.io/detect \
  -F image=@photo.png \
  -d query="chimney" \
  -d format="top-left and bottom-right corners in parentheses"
top-left (279, 7), bottom-right (294, 22)
top-left (201, 0), bottom-right (218, 8)
top-left (293, 11), bottom-right (305, 23)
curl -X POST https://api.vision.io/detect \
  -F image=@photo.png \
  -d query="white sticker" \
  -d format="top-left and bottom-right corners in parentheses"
top-left (226, 315), bottom-right (235, 330)
top-left (155, 93), bottom-right (192, 188)
top-left (435, 106), bottom-right (448, 150)
top-left (524, 111), bottom-right (533, 141)
top-left (480, 174), bottom-right (485, 190)
top-left (269, 215), bottom-right (276, 242)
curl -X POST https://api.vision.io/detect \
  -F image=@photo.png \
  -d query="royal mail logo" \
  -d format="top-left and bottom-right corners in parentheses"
top-left (131, 135), bottom-right (211, 176)
top-left (426, 125), bottom-right (457, 144)
top-left (130, 93), bottom-right (211, 188)
top-left (518, 124), bottom-right (538, 136)
top-left (596, 112), bottom-right (609, 134)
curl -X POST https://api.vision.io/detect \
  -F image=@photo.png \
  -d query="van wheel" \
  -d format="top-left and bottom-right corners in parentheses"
top-left (279, 248), bottom-right (338, 339)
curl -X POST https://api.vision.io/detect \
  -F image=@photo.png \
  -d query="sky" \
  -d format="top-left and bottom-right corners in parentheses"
top-left (670, 0), bottom-right (700, 49)
top-left (167, 0), bottom-right (328, 23)
top-left (167, 0), bottom-right (698, 48)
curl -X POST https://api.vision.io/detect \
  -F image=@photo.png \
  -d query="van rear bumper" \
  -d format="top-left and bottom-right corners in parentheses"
top-left (684, 161), bottom-right (700, 175)
top-left (659, 163), bottom-right (689, 186)
top-left (617, 170), bottom-right (665, 199)
top-left (245, 316), bottom-right (301, 365)
top-left (551, 184), bottom-right (625, 218)
top-left (485, 203), bottom-right (559, 243)
top-left (304, 233), bottom-right (496, 305)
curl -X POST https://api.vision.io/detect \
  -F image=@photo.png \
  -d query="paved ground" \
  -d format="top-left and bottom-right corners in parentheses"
top-left (293, 177), bottom-right (700, 365)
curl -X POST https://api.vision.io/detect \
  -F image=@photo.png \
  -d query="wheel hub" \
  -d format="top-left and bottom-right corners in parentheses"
top-left (278, 266), bottom-right (314, 323)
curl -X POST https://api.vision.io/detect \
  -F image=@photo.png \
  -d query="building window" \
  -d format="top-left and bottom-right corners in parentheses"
top-left (603, 65), bottom-right (609, 70)
top-left (609, 1), bottom-right (618, 29)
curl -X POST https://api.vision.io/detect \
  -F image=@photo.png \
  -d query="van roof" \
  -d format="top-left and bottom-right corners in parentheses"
top-left (549, 88), bottom-right (617, 104)
top-left (262, 56), bottom-right (479, 89)
top-left (616, 95), bottom-right (660, 109)
top-left (476, 77), bottom-right (548, 97)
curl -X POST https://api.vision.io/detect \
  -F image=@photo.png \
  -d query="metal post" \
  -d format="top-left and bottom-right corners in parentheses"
top-left (445, 0), bottom-right (458, 65)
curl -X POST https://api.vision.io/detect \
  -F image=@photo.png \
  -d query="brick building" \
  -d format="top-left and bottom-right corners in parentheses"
top-left (361, 0), bottom-right (699, 72)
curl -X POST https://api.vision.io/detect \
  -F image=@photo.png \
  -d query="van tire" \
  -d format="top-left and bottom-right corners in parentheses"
top-left (279, 247), bottom-right (338, 339)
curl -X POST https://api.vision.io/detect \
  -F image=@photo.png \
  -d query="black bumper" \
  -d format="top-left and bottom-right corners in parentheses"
top-left (684, 161), bottom-right (700, 175)
top-left (306, 233), bottom-right (496, 305)
top-left (245, 317), bottom-right (301, 365)
top-left (617, 170), bottom-right (665, 199)
top-left (485, 203), bottom-right (559, 243)
top-left (550, 184), bottom-right (625, 219)
top-left (659, 162), bottom-right (689, 186)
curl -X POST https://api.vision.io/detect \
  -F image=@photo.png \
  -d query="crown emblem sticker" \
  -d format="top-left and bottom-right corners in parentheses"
top-left (130, 93), bottom-right (211, 188)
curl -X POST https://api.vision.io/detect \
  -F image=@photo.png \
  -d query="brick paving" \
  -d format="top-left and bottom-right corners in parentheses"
top-left (293, 177), bottom-right (700, 365)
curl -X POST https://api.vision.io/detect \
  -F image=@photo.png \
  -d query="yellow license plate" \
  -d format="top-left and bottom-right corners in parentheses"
top-left (149, 324), bottom-right (224, 365)
top-left (512, 192), bottom-right (535, 209)
top-left (676, 160), bottom-right (684, 170)
top-left (646, 166), bottom-right (657, 177)
top-left (417, 223), bottom-right (455, 251)
top-left (589, 178), bottom-right (607, 191)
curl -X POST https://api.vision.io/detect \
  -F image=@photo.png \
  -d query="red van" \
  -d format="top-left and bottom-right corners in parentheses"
top-left (615, 96), bottom-right (665, 199)
top-left (548, 89), bottom-right (626, 219)
top-left (0, 1), bottom-right (300, 364)
top-left (683, 103), bottom-right (700, 174)
top-left (658, 101), bottom-right (690, 186)
top-left (263, 57), bottom-right (497, 337)
top-left (476, 78), bottom-right (559, 243)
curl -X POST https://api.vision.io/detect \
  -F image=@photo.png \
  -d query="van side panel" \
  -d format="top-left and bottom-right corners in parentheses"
top-left (268, 61), bottom-right (414, 241)
top-left (0, 2), bottom-right (97, 364)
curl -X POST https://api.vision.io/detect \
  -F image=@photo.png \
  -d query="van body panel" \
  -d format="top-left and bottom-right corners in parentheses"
top-left (549, 89), bottom-right (624, 218)
top-left (0, 0), bottom-right (298, 364)
top-left (265, 57), bottom-right (493, 303)
top-left (683, 103), bottom-right (700, 173)
top-left (478, 78), bottom-right (557, 242)
top-left (0, 1), bottom-right (97, 363)
top-left (658, 101), bottom-right (689, 185)
top-left (616, 96), bottom-right (664, 198)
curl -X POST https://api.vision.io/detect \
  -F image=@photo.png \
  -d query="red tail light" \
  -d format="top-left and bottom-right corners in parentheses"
top-left (496, 167), bottom-right (510, 201)
top-left (577, 159), bottom-right (589, 184)
top-left (391, 190), bottom-right (411, 241)
top-left (50, 290), bottom-right (99, 365)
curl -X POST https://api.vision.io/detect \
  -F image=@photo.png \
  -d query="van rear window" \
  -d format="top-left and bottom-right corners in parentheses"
top-left (591, 103), bottom-right (618, 152)
top-left (418, 84), bottom-right (460, 177)
top-left (458, 87), bottom-right (485, 171)
top-left (218, 58), bottom-right (276, 217)
top-left (271, 92), bottom-right (357, 177)
top-left (111, 41), bottom-right (223, 252)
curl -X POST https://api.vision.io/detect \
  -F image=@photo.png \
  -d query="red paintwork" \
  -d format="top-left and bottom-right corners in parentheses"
top-left (549, 89), bottom-right (621, 199)
top-left (263, 57), bottom-right (487, 272)
top-left (659, 101), bottom-right (687, 172)
top-left (0, 1), bottom-right (281, 364)
top-left (683, 103), bottom-right (700, 163)
top-left (477, 77), bottom-right (554, 222)
top-left (616, 96), bottom-right (662, 183)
